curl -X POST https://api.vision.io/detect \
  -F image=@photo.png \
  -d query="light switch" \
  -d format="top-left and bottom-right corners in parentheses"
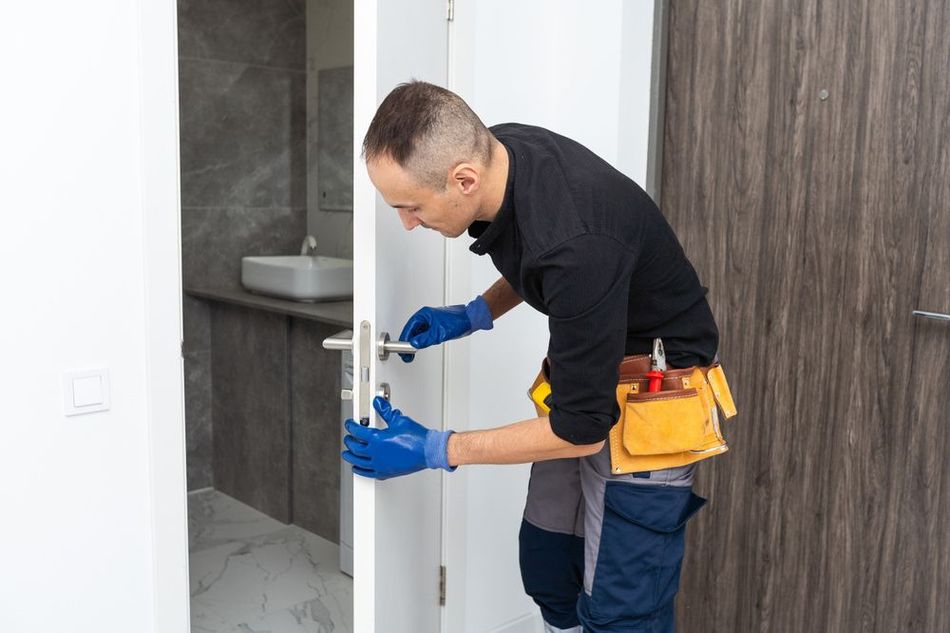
top-left (73, 375), bottom-right (103, 407)
top-left (63, 369), bottom-right (111, 417)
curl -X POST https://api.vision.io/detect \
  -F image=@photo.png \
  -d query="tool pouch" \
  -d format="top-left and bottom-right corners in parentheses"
top-left (528, 355), bottom-right (738, 473)
top-left (528, 358), bottom-right (554, 418)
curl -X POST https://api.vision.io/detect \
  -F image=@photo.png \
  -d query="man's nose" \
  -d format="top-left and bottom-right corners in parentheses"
top-left (397, 209), bottom-right (421, 230)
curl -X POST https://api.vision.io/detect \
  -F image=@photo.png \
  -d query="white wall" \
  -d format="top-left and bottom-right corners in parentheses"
top-left (0, 1), bottom-right (187, 631)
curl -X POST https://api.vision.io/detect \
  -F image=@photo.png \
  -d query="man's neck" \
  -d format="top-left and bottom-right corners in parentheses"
top-left (477, 139), bottom-right (510, 223)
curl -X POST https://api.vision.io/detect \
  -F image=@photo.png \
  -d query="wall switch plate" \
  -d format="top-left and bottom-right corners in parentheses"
top-left (63, 368), bottom-right (111, 416)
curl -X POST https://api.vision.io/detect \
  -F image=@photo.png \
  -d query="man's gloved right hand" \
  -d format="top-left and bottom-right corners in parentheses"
top-left (398, 295), bottom-right (494, 362)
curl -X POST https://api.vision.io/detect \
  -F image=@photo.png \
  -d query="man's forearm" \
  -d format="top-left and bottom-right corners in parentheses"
top-left (481, 277), bottom-right (523, 321)
top-left (445, 417), bottom-right (605, 466)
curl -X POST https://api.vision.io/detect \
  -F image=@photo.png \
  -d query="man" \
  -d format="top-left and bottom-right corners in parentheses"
top-left (342, 81), bottom-right (720, 632)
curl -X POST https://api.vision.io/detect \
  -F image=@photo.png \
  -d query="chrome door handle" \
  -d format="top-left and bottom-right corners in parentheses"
top-left (913, 310), bottom-right (950, 322)
top-left (377, 332), bottom-right (417, 361)
top-left (322, 329), bottom-right (418, 360)
top-left (323, 329), bottom-right (354, 351)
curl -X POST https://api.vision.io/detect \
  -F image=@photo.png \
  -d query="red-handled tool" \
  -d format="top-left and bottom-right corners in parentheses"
top-left (647, 338), bottom-right (667, 392)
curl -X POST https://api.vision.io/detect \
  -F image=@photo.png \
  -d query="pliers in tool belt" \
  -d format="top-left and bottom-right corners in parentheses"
top-left (647, 338), bottom-right (666, 392)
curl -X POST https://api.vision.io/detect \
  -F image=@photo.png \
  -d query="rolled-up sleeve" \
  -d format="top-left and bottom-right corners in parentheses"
top-left (536, 234), bottom-right (635, 445)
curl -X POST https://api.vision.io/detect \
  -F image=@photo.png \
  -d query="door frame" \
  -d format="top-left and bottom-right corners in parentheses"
top-left (142, 0), bottom-right (447, 631)
top-left (138, 0), bottom-right (191, 631)
top-left (441, 1), bottom-right (671, 631)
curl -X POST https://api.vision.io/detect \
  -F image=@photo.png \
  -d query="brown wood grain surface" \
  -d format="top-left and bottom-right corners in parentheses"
top-left (661, 1), bottom-right (950, 630)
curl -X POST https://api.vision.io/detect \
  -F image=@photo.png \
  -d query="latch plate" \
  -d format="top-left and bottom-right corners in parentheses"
top-left (358, 320), bottom-right (372, 425)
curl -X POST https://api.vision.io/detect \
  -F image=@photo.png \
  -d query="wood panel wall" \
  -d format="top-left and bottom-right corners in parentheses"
top-left (661, 1), bottom-right (950, 630)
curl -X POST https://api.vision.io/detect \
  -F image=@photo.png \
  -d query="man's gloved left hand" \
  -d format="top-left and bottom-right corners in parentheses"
top-left (341, 396), bottom-right (457, 480)
top-left (397, 295), bottom-right (494, 362)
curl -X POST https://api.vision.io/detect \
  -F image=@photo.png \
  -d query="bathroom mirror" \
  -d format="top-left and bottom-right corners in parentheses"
top-left (316, 65), bottom-right (353, 212)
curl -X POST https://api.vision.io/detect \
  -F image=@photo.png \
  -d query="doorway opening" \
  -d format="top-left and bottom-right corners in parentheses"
top-left (176, 1), bottom-right (355, 630)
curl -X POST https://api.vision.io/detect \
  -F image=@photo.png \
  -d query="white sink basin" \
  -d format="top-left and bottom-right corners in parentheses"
top-left (241, 255), bottom-right (353, 302)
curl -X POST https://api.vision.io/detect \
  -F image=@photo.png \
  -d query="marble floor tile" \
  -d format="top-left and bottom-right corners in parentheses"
top-left (189, 489), bottom-right (286, 552)
top-left (189, 489), bottom-right (352, 633)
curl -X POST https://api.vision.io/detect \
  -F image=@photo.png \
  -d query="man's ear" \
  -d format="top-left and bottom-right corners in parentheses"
top-left (451, 163), bottom-right (480, 195)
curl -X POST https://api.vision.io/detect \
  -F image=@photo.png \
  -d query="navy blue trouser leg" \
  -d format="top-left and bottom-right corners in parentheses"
top-left (518, 445), bottom-right (705, 633)
top-left (518, 519), bottom-right (585, 630)
top-left (518, 458), bottom-right (586, 629)
top-left (576, 480), bottom-right (705, 632)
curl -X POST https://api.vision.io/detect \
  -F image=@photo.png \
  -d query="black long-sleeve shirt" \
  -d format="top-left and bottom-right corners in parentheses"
top-left (468, 123), bottom-right (719, 445)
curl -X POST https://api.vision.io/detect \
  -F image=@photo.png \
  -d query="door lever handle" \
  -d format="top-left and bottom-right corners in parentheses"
top-left (913, 310), bottom-right (950, 322)
top-left (377, 332), bottom-right (417, 361)
top-left (323, 329), bottom-right (418, 360)
top-left (322, 329), bottom-right (354, 351)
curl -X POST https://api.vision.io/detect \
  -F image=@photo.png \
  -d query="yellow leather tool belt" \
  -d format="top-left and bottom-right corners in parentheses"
top-left (528, 354), bottom-right (738, 473)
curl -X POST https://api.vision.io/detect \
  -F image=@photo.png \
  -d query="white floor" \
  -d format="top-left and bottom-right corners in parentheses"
top-left (188, 489), bottom-right (353, 633)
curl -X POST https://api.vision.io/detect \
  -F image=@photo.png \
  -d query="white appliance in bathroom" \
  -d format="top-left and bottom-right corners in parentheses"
top-left (340, 349), bottom-right (354, 577)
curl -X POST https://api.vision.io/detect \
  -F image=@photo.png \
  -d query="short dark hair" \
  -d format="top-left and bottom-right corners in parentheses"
top-left (362, 80), bottom-right (492, 189)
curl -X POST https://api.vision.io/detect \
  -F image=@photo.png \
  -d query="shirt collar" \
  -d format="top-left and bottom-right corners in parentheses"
top-left (468, 141), bottom-right (515, 256)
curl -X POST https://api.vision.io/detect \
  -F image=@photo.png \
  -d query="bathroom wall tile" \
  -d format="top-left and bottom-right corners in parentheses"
top-left (181, 207), bottom-right (307, 290)
top-left (184, 296), bottom-right (214, 492)
top-left (183, 295), bottom-right (212, 352)
top-left (178, 0), bottom-right (308, 510)
top-left (185, 350), bottom-right (214, 491)
top-left (304, 208), bottom-right (353, 259)
top-left (289, 319), bottom-right (342, 542)
top-left (179, 59), bottom-right (306, 208)
top-left (211, 304), bottom-right (291, 522)
top-left (178, 0), bottom-right (305, 70)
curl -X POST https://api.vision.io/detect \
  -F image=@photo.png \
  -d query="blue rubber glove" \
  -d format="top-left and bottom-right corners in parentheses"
top-left (398, 295), bottom-right (494, 362)
top-left (341, 396), bottom-right (457, 480)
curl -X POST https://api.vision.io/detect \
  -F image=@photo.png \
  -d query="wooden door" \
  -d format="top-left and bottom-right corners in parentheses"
top-left (661, 1), bottom-right (950, 630)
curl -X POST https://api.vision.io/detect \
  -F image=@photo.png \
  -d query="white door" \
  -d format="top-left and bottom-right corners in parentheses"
top-left (444, 2), bottom-right (667, 631)
top-left (350, 1), bottom-right (450, 632)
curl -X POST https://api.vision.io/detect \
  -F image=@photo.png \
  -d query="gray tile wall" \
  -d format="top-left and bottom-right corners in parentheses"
top-left (211, 304), bottom-right (292, 522)
top-left (290, 320), bottom-right (343, 542)
top-left (178, 0), bottom-right (307, 491)
top-left (178, 0), bottom-right (308, 292)
top-left (208, 304), bottom-right (343, 538)
top-left (183, 296), bottom-right (213, 489)
top-left (179, 0), bottom-right (345, 544)
top-left (178, 0), bottom-right (306, 69)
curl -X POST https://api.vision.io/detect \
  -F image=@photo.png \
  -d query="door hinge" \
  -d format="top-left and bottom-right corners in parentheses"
top-left (446, 0), bottom-right (454, 22)
top-left (439, 565), bottom-right (446, 606)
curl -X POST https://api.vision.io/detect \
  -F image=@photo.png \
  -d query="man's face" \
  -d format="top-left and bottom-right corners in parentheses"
top-left (366, 154), bottom-right (476, 238)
